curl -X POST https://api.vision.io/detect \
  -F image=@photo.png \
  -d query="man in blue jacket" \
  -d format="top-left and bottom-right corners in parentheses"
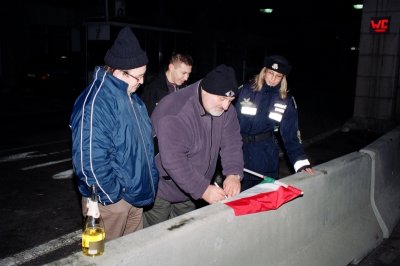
top-left (144, 64), bottom-right (244, 226)
top-left (70, 26), bottom-right (159, 241)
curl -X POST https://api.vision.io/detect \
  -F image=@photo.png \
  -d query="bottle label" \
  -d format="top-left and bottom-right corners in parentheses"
top-left (89, 239), bottom-right (104, 255)
top-left (82, 227), bottom-right (105, 256)
top-left (87, 199), bottom-right (100, 218)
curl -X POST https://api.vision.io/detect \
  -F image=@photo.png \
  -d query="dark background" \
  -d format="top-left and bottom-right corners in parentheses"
top-left (3, 2), bottom-right (399, 265)
top-left (0, 0), bottom-right (362, 101)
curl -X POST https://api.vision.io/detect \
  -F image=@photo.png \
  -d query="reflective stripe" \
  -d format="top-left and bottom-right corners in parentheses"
top-left (275, 107), bottom-right (285, 113)
top-left (268, 112), bottom-right (282, 122)
top-left (275, 103), bottom-right (287, 109)
top-left (294, 159), bottom-right (311, 172)
top-left (241, 106), bottom-right (257, 115)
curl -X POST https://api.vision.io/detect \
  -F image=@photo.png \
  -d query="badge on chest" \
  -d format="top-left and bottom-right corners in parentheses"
top-left (240, 98), bottom-right (257, 115)
top-left (268, 103), bottom-right (287, 122)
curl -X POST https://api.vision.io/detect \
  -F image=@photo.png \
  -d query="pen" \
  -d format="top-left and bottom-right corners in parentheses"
top-left (214, 182), bottom-right (228, 199)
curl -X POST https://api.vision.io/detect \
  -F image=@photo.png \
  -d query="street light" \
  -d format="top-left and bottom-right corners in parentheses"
top-left (260, 8), bottom-right (273, 14)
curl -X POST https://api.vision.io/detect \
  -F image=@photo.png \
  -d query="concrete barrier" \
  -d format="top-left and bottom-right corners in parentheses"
top-left (47, 127), bottom-right (400, 266)
top-left (360, 126), bottom-right (400, 238)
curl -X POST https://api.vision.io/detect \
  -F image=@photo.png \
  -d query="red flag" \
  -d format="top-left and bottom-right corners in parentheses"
top-left (224, 185), bottom-right (303, 216)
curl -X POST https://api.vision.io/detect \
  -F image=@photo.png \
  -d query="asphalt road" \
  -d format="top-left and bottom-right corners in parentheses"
top-left (0, 91), bottom-right (398, 265)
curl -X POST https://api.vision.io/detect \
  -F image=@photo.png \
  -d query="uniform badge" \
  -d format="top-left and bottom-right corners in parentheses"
top-left (297, 130), bottom-right (303, 144)
top-left (240, 98), bottom-right (257, 115)
top-left (292, 96), bottom-right (298, 109)
top-left (268, 102), bottom-right (287, 122)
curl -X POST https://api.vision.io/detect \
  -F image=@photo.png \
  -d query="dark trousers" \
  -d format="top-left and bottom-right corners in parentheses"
top-left (143, 197), bottom-right (196, 227)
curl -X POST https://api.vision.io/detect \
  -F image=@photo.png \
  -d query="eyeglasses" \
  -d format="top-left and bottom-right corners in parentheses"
top-left (122, 71), bottom-right (144, 82)
top-left (266, 70), bottom-right (283, 79)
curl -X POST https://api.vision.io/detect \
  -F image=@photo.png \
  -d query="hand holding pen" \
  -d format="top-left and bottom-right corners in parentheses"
top-left (214, 182), bottom-right (228, 199)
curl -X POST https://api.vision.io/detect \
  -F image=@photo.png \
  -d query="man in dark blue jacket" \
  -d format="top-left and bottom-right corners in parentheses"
top-left (70, 26), bottom-right (159, 241)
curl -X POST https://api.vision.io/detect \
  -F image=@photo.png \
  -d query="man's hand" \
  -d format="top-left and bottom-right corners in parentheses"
top-left (223, 174), bottom-right (241, 197)
top-left (202, 185), bottom-right (228, 204)
top-left (202, 175), bottom-right (241, 203)
top-left (302, 167), bottom-right (314, 175)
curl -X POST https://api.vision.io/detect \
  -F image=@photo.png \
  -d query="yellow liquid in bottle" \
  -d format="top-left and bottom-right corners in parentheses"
top-left (82, 227), bottom-right (105, 256)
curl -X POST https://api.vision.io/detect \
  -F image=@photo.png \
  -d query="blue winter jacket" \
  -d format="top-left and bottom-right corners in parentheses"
top-left (235, 83), bottom-right (310, 180)
top-left (70, 66), bottom-right (159, 207)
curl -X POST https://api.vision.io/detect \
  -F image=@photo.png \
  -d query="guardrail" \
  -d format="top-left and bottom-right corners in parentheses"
top-left (47, 126), bottom-right (400, 266)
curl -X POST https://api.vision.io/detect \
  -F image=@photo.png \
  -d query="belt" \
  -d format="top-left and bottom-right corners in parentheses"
top-left (242, 132), bottom-right (274, 143)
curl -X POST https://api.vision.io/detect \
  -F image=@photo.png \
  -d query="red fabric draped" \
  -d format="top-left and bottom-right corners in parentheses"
top-left (224, 185), bottom-right (303, 216)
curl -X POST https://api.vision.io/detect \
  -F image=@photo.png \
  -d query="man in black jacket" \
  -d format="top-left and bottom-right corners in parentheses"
top-left (140, 52), bottom-right (193, 116)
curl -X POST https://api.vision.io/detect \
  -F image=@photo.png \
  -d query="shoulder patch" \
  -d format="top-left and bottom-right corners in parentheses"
top-left (292, 96), bottom-right (298, 109)
top-left (297, 130), bottom-right (302, 144)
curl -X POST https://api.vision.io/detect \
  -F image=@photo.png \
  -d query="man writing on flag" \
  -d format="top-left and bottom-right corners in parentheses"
top-left (144, 64), bottom-right (244, 226)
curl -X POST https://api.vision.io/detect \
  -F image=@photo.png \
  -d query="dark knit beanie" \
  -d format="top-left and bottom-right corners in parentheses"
top-left (104, 26), bottom-right (148, 69)
top-left (264, 55), bottom-right (291, 75)
top-left (200, 64), bottom-right (238, 97)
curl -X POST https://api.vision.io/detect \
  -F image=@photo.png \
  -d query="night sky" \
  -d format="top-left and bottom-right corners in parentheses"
top-left (0, 0), bottom-right (362, 111)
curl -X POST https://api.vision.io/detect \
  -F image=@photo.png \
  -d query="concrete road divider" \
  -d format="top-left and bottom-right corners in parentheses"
top-left (360, 126), bottom-right (400, 238)
top-left (47, 126), bottom-right (400, 266)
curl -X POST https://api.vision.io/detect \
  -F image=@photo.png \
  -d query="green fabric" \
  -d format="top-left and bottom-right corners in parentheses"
top-left (261, 176), bottom-right (276, 183)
